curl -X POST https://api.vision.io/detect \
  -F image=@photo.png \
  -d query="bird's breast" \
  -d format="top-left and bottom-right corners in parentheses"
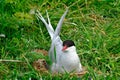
top-left (60, 52), bottom-right (80, 66)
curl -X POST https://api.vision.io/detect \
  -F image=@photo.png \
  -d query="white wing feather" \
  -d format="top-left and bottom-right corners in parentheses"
top-left (36, 8), bottom-right (68, 62)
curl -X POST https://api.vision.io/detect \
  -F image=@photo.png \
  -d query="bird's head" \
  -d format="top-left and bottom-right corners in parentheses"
top-left (62, 40), bottom-right (75, 52)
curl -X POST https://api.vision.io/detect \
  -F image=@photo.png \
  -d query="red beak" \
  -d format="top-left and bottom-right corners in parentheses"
top-left (62, 45), bottom-right (68, 51)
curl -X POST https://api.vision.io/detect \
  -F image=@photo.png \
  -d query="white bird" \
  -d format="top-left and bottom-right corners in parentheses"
top-left (36, 8), bottom-right (82, 73)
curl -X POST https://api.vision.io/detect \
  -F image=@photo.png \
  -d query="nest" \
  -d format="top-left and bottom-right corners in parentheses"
top-left (32, 49), bottom-right (87, 77)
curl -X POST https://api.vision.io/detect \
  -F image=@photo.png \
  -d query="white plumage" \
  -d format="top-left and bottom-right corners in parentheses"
top-left (36, 8), bottom-right (82, 73)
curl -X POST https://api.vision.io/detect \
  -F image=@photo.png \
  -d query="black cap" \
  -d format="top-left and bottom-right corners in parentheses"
top-left (63, 40), bottom-right (75, 47)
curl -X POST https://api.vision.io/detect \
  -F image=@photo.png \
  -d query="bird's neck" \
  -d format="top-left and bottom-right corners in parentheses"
top-left (64, 46), bottom-right (77, 54)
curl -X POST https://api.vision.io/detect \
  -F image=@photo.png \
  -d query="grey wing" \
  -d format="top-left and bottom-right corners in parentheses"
top-left (36, 8), bottom-right (69, 63)
top-left (49, 36), bottom-right (62, 63)
top-left (49, 8), bottom-right (69, 62)
top-left (36, 10), bottom-right (54, 40)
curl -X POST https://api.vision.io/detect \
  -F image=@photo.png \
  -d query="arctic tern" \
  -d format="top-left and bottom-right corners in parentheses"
top-left (36, 8), bottom-right (82, 73)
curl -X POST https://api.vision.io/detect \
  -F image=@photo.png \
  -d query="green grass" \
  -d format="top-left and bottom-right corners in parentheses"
top-left (0, 0), bottom-right (120, 79)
